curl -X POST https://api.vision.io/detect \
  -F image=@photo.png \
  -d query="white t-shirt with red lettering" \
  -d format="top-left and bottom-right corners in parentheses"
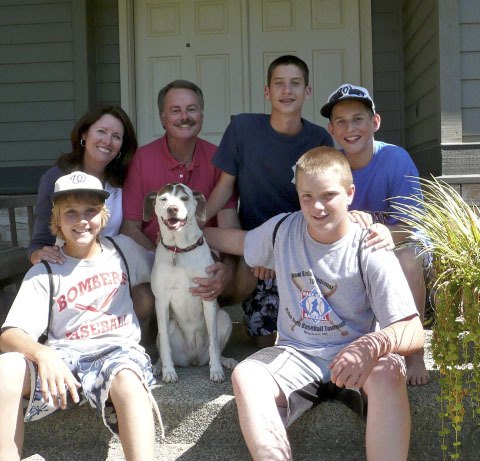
top-left (3, 235), bottom-right (151, 353)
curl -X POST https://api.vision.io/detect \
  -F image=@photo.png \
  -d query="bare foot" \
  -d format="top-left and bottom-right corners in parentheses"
top-left (406, 350), bottom-right (429, 386)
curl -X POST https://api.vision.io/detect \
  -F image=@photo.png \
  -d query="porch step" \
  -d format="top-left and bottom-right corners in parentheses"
top-left (21, 320), bottom-right (479, 461)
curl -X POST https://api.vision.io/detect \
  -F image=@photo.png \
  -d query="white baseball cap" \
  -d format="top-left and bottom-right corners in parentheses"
top-left (53, 172), bottom-right (110, 200)
top-left (320, 83), bottom-right (375, 119)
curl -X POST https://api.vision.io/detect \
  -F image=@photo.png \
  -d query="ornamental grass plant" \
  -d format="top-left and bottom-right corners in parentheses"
top-left (392, 177), bottom-right (480, 460)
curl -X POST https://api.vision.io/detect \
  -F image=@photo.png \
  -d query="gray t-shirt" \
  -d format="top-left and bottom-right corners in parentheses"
top-left (3, 235), bottom-right (151, 353)
top-left (244, 212), bottom-right (417, 360)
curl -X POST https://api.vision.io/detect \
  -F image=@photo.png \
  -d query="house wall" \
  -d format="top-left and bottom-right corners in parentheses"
top-left (436, 0), bottom-right (480, 178)
top-left (401, 0), bottom-right (439, 159)
top-left (93, 0), bottom-right (121, 107)
top-left (371, 0), bottom-right (403, 147)
top-left (0, 0), bottom-right (120, 193)
top-left (434, 0), bottom-right (480, 205)
top-left (0, 0), bottom-right (77, 170)
top-left (460, 0), bottom-right (480, 142)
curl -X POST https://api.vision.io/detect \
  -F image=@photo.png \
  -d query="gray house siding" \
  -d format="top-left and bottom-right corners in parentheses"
top-left (93, 0), bottom-right (121, 107)
top-left (402, 0), bottom-right (439, 159)
top-left (0, 0), bottom-right (76, 172)
top-left (0, 0), bottom-right (120, 194)
top-left (460, 0), bottom-right (480, 142)
top-left (371, 0), bottom-right (403, 147)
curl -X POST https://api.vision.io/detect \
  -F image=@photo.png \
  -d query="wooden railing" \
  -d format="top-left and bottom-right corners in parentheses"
top-left (0, 194), bottom-right (36, 291)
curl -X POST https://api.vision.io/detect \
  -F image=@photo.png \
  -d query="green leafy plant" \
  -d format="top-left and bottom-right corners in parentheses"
top-left (392, 177), bottom-right (480, 460)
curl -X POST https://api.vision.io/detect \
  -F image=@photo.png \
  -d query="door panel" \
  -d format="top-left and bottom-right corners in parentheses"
top-left (248, 0), bottom-right (362, 129)
top-left (133, 0), bottom-right (368, 144)
top-left (134, 0), bottom-right (244, 145)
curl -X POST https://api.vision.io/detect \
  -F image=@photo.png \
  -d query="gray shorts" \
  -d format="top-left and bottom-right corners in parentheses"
top-left (244, 346), bottom-right (342, 427)
top-left (23, 344), bottom-right (156, 435)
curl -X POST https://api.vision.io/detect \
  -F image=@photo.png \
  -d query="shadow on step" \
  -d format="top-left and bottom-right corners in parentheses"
top-left (173, 399), bottom-right (250, 461)
top-left (23, 404), bottom-right (111, 461)
top-left (165, 396), bottom-right (368, 461)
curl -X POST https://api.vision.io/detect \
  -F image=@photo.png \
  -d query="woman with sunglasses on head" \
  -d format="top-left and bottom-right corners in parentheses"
top-left (28, 105), bottom-right (137, 266)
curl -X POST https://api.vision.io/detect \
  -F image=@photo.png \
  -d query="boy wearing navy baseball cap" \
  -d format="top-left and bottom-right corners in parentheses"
top-left (322, 83), bottom-right (430, 386)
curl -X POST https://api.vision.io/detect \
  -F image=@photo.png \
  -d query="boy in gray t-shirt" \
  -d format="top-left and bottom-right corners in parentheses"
top-left (0, 172), bottom-right (160, 460)
top-left (204, 147), bottom-right (424, 460)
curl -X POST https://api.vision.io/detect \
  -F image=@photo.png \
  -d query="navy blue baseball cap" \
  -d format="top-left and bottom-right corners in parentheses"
top-left (321, 83), bottom-right (375, 119)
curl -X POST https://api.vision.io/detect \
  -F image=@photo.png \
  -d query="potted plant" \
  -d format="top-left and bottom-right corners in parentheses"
top-left (392, 177), bottom-right (480, 460)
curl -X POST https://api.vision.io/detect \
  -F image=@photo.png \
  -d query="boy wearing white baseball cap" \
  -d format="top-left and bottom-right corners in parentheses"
top-left (0, 172), bottom-right (161, 460)
top-left (322, 83), bottom-right (430, 386)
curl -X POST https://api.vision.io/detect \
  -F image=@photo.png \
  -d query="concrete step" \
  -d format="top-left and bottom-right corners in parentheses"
top-left (21, 320), bottom-right (479, 461)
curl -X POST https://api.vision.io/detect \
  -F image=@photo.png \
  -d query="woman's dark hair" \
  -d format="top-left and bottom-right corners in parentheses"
top-left (56, 106), bottom-right (138, 188)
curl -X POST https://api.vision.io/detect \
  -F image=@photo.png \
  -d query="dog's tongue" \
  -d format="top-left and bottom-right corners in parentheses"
top-left (166, 218), bottom-right (184, 230)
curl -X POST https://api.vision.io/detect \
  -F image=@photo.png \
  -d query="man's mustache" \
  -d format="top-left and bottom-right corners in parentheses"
top-left (175, 118), bottom-right (196, 127)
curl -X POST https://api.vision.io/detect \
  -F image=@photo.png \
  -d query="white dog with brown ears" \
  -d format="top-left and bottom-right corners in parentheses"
top-left (144, 183), bottom-right (237, 383)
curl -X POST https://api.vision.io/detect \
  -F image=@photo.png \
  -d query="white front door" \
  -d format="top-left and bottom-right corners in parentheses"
top-left (248, 0), bottom-right (369, 128)
top-left (125, 0), bottom-right (372, 146)
top-left (133, 0), bottom-right (245, 145)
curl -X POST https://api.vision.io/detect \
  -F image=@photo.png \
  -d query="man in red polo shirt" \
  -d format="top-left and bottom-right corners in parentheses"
top-left (122, 79), bottom-right (239, 301)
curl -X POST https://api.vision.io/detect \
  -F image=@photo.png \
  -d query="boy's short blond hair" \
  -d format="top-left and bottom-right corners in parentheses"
top-left (295, 147), bottom-right (353, 191)
top-left (50, 191), bottom-right (110, 240)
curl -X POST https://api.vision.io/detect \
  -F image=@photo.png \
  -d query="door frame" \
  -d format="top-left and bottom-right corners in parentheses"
top-left (118, 0), bottom-right (373, 128)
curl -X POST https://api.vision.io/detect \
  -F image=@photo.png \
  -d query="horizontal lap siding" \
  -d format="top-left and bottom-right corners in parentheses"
top-left (460, 0), bottom-right (480, 142)
top-left (0, 0), bottom-right (121, 193)
top-left (0, 1), bottom-right (74, 166)
top-left (94, 0), bottom-right (120, 107)
top-left (371, 0), bottom-right (403, 146)
top-left (402, 0), bottom-right (439, 154)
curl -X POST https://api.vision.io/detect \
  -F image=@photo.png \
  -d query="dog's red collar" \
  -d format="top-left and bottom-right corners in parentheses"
top-left (160, 236), bottom-right (204, 255)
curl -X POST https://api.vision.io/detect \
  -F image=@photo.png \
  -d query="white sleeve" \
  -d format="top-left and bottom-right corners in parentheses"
top-left (2, 266), bottom-right (51, 339)
top-left (244, 214), bottom-right (290, 269)
top-left (102, 185), bottom-right (123, 237)
top-left (114, 234), bottom-right (152, 286)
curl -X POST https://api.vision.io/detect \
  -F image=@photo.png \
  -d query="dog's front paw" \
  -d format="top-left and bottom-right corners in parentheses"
top-left (209, 366), bottom-right (225, 383)
top-left (162, 367), bottom-right (178, 383)
top-left (221, 356), bottom-right (238, 370)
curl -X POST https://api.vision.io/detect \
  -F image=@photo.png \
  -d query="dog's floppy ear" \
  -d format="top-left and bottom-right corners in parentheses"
top-left (193, 191), bottom-right (207, 223)
top-left (143, 192), bottom-right (158, 221)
